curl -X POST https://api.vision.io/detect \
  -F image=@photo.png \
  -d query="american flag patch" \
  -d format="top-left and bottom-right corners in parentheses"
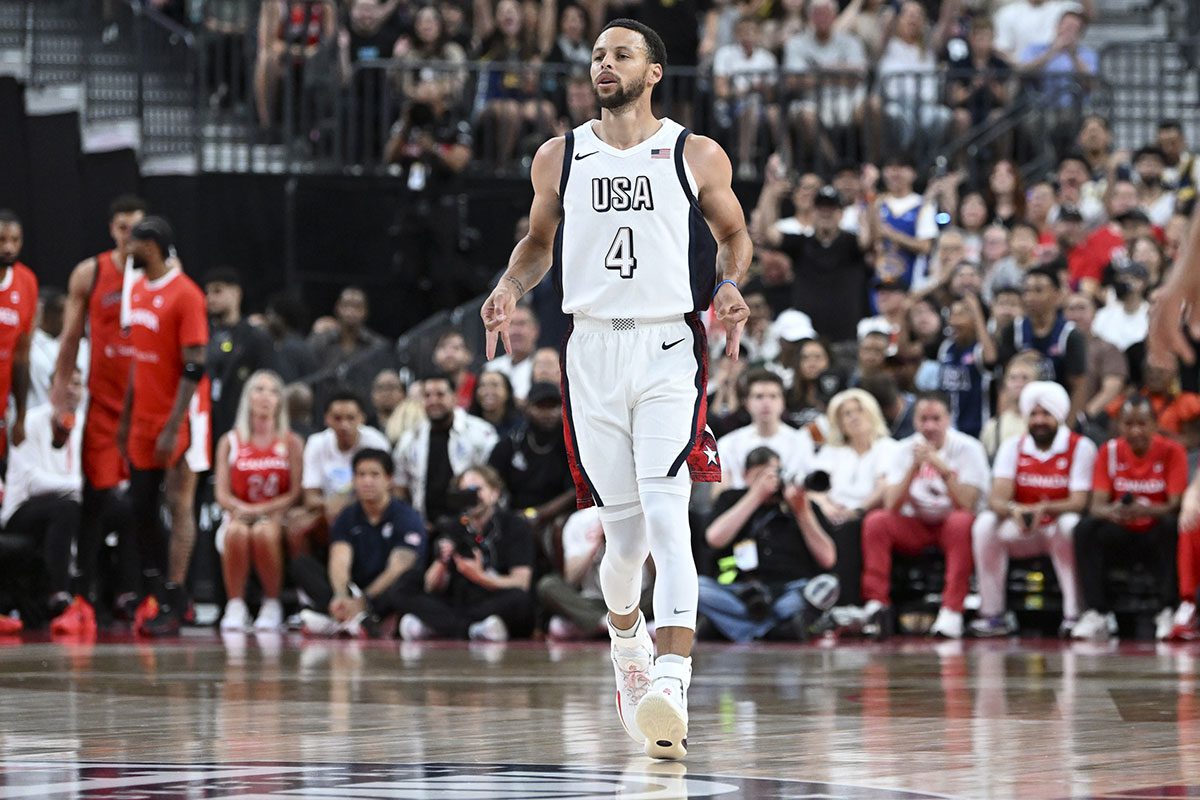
top-left (651, 148), bottom-right (671, 159)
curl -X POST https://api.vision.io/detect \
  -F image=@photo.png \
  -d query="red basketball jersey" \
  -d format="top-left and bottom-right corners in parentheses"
top-left (0, 263), bottom-right (38, 418)
top-left (1094, 435), bottom-right (1189, 532)
top-left (87, 250), bottom-right (135, 415)
top-left (227, 432), bottom-right (292, 504)
top-left (127, 268), bottom-right (210, 428)
top-left (1012, 431), bottom-right (1084, 506)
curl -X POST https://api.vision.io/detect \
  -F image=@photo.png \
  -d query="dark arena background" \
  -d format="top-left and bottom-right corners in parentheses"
top-left (2, 0), bottom-right (1200, 797)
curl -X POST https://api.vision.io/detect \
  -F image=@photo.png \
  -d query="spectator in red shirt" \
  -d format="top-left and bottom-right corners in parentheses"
top-left (1070, 181), bottom-right (1141, 297)
top-left (1072, 396), bottom-right (1186, 641)
top-left (432, 328), bottom-right (476, 409)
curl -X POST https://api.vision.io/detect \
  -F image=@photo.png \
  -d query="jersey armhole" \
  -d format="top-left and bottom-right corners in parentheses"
top-left (673, 129), bottom-right (701, 204)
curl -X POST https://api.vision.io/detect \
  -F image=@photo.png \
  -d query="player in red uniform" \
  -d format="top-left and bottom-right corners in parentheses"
top-left (214, 369), bottom-right (303, 632)
top-left (118, 216), bottom-right (212, 636)
top-left (49, 195), bottom-right (146, 627)
top-left (1075, 396), bottom-right (1187, 641)
top-left (971, 381), bottom-right (1096, 637)
top-left (0, 210), bottom-right (38, 457)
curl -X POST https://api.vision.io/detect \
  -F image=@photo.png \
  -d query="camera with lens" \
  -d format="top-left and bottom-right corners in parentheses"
top-left (732, 580), bottom-right (774, 621)
top-left (434, 487), bottom-right (481, 557)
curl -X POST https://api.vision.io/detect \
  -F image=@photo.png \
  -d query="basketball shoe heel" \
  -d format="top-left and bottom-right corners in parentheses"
top-left (635, 656), bottom-right (691, 760)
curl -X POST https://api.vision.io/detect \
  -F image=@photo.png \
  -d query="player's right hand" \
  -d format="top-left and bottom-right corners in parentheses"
top-left (713, 281), bottom-right (749, 360)
top-left (480, 281), bottom-right (517, 360)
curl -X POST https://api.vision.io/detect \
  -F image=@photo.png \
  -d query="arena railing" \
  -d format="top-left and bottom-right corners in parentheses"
top-left (196, 55), bottom-right (1107, 180)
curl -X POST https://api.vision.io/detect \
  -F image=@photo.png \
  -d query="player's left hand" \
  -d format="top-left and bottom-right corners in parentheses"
top-left (154, 426), bottom-right (178, 466)
top-left (9, 417), bottom-right (24, 448)
top-left (481, 281), bottom-right (518, 360)
top-left (714, 281), bottom-right (749, 359)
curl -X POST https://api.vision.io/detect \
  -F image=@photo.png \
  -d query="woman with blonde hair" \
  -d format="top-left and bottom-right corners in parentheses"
top-left (215, 370), bottom-right (304, 631)
top-left (808, 388), bottom-right (897, 605)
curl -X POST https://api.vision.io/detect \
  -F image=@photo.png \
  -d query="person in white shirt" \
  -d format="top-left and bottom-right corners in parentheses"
top-left (808, 388), bottom-right (896, 606)
top-left (2, 368), bottom-right (85, 619)
top-left (285, 389), bottom-right (390, 558)
top-left (713, 16), bottom-right (783, 179)
top-left (970, 381), bottom-right (1095, 638)
top-left (393, 373), bottom-right (499, 518)
top-left (993, 0), bottom-right (1092, 62)
top-left (537, 506), bottom-right (654, 640)
top-left (29, 289), bottom-right (87, 410)
top-left (483, 304), bottom-right (538, 401)
top-left (783, 0), bottom-right (869, 167)
top-left (1093, 261), bottom-right (1150, 353)
top-left (860, 391), bottom-right (990, 639)
top-left (716, 369), bottom-right (815, 490)
top-left (875, 2), bottom-right (955, 160)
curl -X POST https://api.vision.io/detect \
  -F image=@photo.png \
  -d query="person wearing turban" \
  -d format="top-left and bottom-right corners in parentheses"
top-left (970, 381), bottom-right (1097, 637)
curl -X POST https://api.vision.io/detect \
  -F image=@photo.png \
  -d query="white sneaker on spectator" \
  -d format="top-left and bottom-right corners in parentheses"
top-left (399, 613), bottom-right (433, 641)
top-left (468, 614), bottom-right (508, 642)
top-left (609, 611), bottom-right (654, 744)
top-left (929, 608), bottom-right (963, 639)
top-left (548, 615), bottom-right (585, 641)
top-left (635, 655), bottom-right (691, 760)
top-left (1072, 609), bottom-right (1113, 641)
top-left (253, 599), bottom-right (284, 632)
top-left (1155, 607), bottom-right (1175, 641)
top-left (220, 598), bottom-right (251, 632)
top-left (299, 609), bottom-right (340, 637)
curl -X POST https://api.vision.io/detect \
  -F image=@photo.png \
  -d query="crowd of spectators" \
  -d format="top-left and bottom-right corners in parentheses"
top-left (3, 97), bottom-right (1200, 643)
top-left (142, 0), bottom-right (1120, 177)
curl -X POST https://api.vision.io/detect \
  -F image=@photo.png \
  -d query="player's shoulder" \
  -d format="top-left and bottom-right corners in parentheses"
top-left (14, 263), bottom-right (37, 288)
top-left (531, 136), bottom-right (567, 189)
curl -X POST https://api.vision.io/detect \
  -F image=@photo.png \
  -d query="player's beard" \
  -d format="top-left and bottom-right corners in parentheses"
top-left (0, 254), bottom-right (14, 268)
top-left (596, 71), bottom-right (648, 111)
top-left (1029, 423), bottom-right (1057, 449)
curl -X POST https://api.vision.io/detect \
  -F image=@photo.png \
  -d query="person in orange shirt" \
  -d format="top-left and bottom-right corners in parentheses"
top-left (118, 217), bottom-right (211, 637)
top-left (0, 210), bottom-right (39, 457)
top-left (49, 195), bottom-right (146, 630)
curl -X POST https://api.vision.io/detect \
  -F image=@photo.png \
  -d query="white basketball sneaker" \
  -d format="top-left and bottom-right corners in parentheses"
top-left (635, 655), bottom-right (691, 760)
top-left (609, 611), bottom-right (654, 744)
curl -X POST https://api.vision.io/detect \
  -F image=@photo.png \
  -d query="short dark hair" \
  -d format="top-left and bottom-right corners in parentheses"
top-left (1133, 145), bottom-right (1167, 163)
top-left (914, 390), bottom-right (952, 411)
top-left (40, 287), bottom-right (66, 310)
top-left (745, 446), bottom-right (780, 472)
top-left (1121, 393), bottom-right (1156, 418)
top-left (993, 283), bottom-right (1022, 299)
top-left (353, 448), bottom-right (394, 476)
top-left (324, 388), bottom-right (366, 414)
top-left (1159, 119), bottom-right (1183, 132)
top-left (1024, 265), bottom-right (1061, 290)
top-left (859, 373), bottom-right (899, 410)
top-left (108, 194), bottom-right (147, 219)
top-left (601, 18), bottom-right (668, 69)
top-left (435, 327), bottom-right (468, 349)
top-left (1009, 219), bottom-right (1039, 238)
top-left (422, 371), bottom-right (457, 391)
top-left (744, 368), bottom-right (785, 393)
top-left (0, 209), bottom-right (20, 227)
top-left (202, 266), bottom-right (241, 287)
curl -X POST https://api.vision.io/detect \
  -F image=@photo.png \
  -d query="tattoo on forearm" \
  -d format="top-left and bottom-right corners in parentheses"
top-left (504, 275), bottom-right (526, 296)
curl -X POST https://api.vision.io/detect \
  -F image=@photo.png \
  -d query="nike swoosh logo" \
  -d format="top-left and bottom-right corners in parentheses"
top-left (662, 339), bottom-right (685, 351)
top-left (574, 151), bottom-right (598, 160)
top-left (623, 603), bottom-right (636, 611)
top-left (673, 607), bottom-right (690, 615)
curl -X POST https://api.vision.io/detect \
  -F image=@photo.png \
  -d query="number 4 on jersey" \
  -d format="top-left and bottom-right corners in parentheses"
top-left (605, 227), bottom-right (637, 279)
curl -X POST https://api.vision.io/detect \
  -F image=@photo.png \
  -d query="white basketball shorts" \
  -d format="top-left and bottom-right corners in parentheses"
top-left (560, 312), bottom-right (721, 509)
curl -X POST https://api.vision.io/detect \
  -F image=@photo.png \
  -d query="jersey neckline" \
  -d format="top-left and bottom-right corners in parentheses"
top-left (583, 119), bottom-right (669, 158)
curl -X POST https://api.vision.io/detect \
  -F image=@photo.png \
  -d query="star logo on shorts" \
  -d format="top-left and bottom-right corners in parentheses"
top-left (703, 446), bottom-right (718, 465)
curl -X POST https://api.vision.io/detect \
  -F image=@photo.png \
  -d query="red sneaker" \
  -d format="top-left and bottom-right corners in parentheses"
top-left (133, 596), bottom-right (158, 635)
top-left (0, 615), bottom-right (22, 635)
top-left (51, 596), bottom-right (98, 637)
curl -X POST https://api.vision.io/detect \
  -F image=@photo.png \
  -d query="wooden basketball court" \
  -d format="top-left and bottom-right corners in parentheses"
top-left (0, 634), bottom-right (1197, 798)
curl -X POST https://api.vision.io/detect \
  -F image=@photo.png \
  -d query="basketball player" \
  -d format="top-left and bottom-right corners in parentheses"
top-left (118, 217), bottom-right (212, 636)
top-left (49, 195), bottom-right (146, 624)
top-left (1149, 204), bottom-right (1200, 358)
top-left (480, 19), bottom-right (751, 760)
top-left (0, 210), bottom-right (37, 457)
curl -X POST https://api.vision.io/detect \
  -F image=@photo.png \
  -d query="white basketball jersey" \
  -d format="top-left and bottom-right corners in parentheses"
top-left (555, 118), bottom-right (717, 318)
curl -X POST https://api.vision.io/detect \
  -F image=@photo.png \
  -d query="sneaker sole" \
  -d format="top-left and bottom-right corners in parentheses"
top-left (636, 694), bottom-right (688, 760)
